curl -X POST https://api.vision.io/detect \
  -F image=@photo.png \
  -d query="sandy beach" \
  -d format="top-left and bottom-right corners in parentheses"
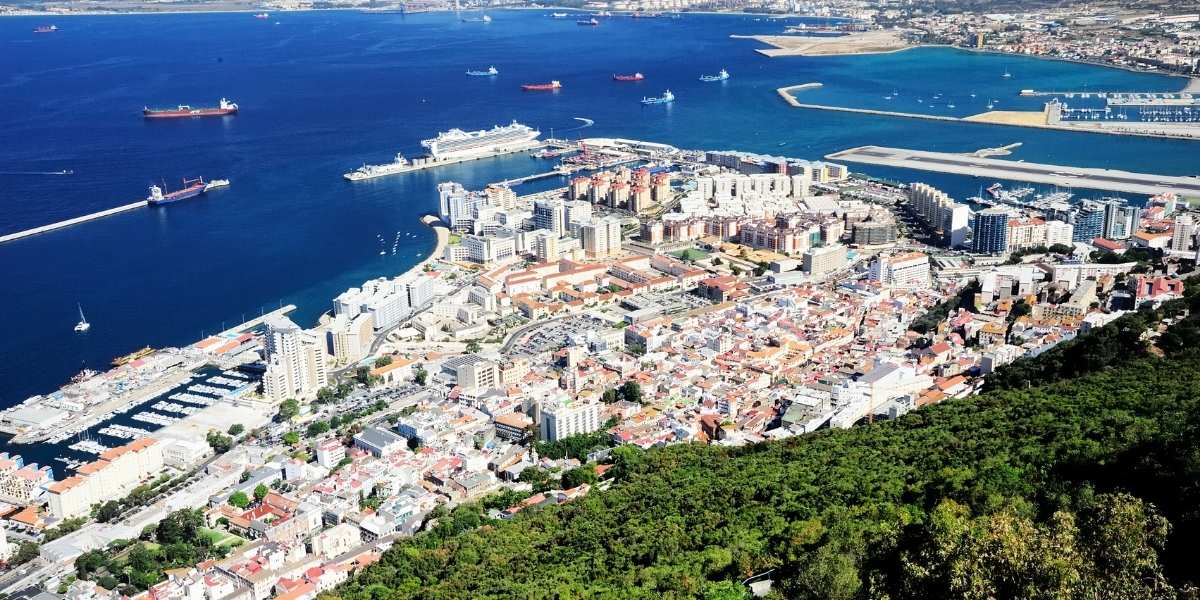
top-left (734, 29), bottom-right (912, 57)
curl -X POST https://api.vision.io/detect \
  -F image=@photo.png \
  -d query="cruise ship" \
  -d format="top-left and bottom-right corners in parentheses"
top-left (344, 153), bottom-right (411, 181)
top-left (421, 121), bottom-right (540, 161)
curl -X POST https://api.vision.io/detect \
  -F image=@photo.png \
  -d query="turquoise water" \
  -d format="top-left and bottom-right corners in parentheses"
top-left (0, 10), bottom-right (1197, 407)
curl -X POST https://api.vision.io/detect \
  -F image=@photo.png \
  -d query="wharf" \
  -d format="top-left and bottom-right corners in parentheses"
top-left (0, 200), bottom-right (144, 244)
top-left (825, 145), bottom-right (1200, 197)
top-left (219, 304), bottom-right (297, 337)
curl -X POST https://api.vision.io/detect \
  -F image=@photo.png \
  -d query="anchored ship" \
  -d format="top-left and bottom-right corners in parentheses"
top-left (699, 69), bottom-right (729, 82)
top-left (147, 177), bottom-right (208, 206)
top-left (613, 72), bottom-right (645, 81)
top-left (522, 81), bottom-right (561, 91)
top-left (551, 12), bottom-right (568, 17)
top-left (577, 18), bottom-right (599, 25)
top-left (467, 66), bottom-right (499, 76)
top-left (34, 25), bottom-right (58, 33)
top-left (422, 121), bottom-right (540, 160)
top-left (641, 90), bottom-right (675, 105)
top-left (144, 98), bottom-right (238, 119)
top-left (344, 153), bottom-right (411, 181)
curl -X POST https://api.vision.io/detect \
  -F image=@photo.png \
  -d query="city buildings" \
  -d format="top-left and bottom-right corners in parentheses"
top-left (46, 438), bottom-right (164, 519)
top-left (870, 252), bottom-right (931, 289)
top-left (540, 398), bottom-right (601, 442)
top-left (803, 244), bottom-right (848, 277)
top-left (582, 217), bottom-right (623, 258)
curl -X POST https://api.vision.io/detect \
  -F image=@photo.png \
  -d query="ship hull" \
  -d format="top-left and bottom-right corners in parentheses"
top-left (148, 186), bottom-right (205, 205)
top-left (144, 108), bottom-right (238, 119)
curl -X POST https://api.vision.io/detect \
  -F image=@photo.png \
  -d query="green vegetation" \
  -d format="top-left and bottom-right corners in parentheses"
top-left (316, 383), bottom-right (356, 404)
top-left (227, 423), bottom-right (245, 437)
top-left (910, 281), bottom-right (980, 334)
top-left (43, 516), bottom-right (87, 542)
top-left (414, 365), bottom-right (428, 386)
top-left (283, 431), bottom-right (300, 446)
top-left (374, 355), bottom-right (393, 368)
top-left (534, 417), bottom-right (619, 461)
top-left (10, 541), bottom-right (39, 566)
top-left (278, 398), bottom-right (301, 420)
top-left (75, 509), bottom-right (233, 594)
top-left (329, 295), bottom-right (1200, 599)
top-left (465, 340), bottom-right (482, 354)
top-left (228, 491), bottom-right (250, 508)
top-left (601, 380), bottom-right (643, 404)
top-left (205, 430), bottom-right (233, 454)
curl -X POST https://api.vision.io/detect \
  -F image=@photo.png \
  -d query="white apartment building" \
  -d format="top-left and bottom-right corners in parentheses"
top-left (262, 315), bottom-right (329, 403)
top-left (47, 438), bottom-right (164, 519)
top-left (1045, 220), bottom-right (1074, 248)
top-left (540, 398), bottom-right (601, 442)
top-left (869, 252), bottom-right (931, 289)
top-left (802, 244), bottom-right (848, 277)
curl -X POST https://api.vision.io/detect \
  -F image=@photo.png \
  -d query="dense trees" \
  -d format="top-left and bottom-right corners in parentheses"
top-left (330, 320), bottom-right (1200, 598)
top-left (76, 509), bottom-right (231, 594)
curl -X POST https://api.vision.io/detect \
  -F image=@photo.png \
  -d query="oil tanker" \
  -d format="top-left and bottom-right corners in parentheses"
top-left (522, 81), bottom-right (562, 91)
top-left (147, 178), bottom-right (208, 206)
top-left (143, 98), bottom-right (238, 119)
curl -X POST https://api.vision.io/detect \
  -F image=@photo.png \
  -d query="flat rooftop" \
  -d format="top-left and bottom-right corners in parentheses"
top-left (826, 146), bottom-right (1200, 197)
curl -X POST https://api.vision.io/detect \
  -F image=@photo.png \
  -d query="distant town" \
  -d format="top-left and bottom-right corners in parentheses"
top-left (0, 126), bottom-right (1196, 600)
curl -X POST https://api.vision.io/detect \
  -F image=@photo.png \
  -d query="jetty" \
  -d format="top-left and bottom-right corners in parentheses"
top-left (0, 200), bottom-right (144, 244)
top-left (826, 145), bottom-right (1200, 197)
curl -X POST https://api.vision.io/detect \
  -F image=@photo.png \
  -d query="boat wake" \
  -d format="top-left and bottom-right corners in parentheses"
top-left (562, 117), bottom-right (594, 131)
top-left (0, 169), bottom-right (73, 176)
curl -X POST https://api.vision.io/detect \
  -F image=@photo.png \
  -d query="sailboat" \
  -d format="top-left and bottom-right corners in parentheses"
top-left (1002, 68), bottom-right (1012, 79)
top-left (74, 303), bottom-right (90, 333)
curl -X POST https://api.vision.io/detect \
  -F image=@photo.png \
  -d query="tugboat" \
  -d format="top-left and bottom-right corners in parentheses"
top-left (467, 66), bottom-right (499, 77)
top-left (613, 72), bottom-right (645, 81)
top-left (641, 90), bottom-right (675, 105)
top-left (522, 81), bottom-right (562, 91)
top-left (699, 68), bottom-right (730, 82)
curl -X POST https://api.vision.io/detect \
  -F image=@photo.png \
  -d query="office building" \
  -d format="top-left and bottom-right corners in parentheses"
top-left (47, 438), bottom-right (164, 519)
top-left (262, 315), bottom-right (329, 403)
top-left (1102, 198), bottom-right (1139, 240)
top-left (852, 221), bottom-right (897, 246)
top-left (972, 208), bottom-right (1011, 254)
top-left (438, 182), bottom-right (487, 232)
top-left (1006, 217), bottom-right (1047, 252)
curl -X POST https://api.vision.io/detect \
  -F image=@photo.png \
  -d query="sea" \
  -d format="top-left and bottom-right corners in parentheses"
top-left (0, 10), bottom-right (1197, 467)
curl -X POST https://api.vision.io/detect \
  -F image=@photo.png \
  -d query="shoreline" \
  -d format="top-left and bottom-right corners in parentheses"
top-left (740, 34), bottom-right (1199, 93)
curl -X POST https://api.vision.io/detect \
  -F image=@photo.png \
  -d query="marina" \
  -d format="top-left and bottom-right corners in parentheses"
top-left (826, 145), bottom-right (1200, 197)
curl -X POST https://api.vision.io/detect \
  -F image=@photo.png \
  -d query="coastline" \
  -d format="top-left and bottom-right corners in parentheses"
top-left (739, 33), bottom-right (1200, 93)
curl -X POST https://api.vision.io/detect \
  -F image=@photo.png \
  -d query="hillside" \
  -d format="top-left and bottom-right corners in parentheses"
top-left (328, 301), bottom-right (1200, 599)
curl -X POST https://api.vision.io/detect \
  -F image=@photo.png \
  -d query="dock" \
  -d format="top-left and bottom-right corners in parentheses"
top-left (825, 145), bottom-right (1200, 197)
top-left (0, 200), bottom-right (144, 244)
top-left (219, 304), bottom-right (297, 337)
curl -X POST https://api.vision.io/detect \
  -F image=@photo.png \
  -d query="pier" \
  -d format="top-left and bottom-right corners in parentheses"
top-left (219, 304), bottom-right (297, 337)
top-left (825, 145), bottom-right (1200, 197)
top-left (0, 200), bottom-right (144, 244)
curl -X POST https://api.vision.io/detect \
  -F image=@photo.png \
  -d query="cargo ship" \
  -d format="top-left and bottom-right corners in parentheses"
top-left (254, 12), bottom-right (269, 18)
top-left (144, 98), bottom-right (238, 119)
top-left (422, 121), bottom-right (540, 160)
top-left (699, 69), bottom-right (730, 82)
top-left (577, 18), bottom-right (599, 26)
top-left (344, 153), bottom-right (411, 181)
top-left (522, 81), bottom-right (561, 91)
top-left (613, 72), bottom-right (644, 81)
top-left (34, 25), bottom-right (58, 33)
top-left (146, 177), bottom-right (208, 206)
top-left (466, 66), bottom-right (499, 76)
top-left (641, 90), bottom-right (675, 105)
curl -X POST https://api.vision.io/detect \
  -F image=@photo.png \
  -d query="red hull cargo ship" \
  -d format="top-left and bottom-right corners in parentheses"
top-left (521, 81), bottom-right (562, 91)
top-left (144, 98), bottom-right (238, 119)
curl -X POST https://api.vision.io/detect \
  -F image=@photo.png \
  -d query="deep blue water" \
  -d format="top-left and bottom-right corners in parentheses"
top-left (1, 10), bottom-right (1198, 407)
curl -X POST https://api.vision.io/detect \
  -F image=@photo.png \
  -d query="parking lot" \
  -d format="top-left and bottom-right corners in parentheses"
top-left (506, 315), bottom-right (610, 357)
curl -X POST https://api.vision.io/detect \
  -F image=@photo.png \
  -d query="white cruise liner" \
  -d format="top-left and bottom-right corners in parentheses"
top-left (344, 153), bottom-right (411, 181)
top-left (421, 121), bottom-right (540, 161)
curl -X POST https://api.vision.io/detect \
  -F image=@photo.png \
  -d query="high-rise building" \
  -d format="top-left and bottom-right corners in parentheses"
top-left (484, 184), bottom-right (516, 210)
top-left (852, 221), bottom-right (897, 246)
top-left (582, 216), bottom-right (622, 258)
top-left (908, 183), bottom-right (968, 248)
top-left (533, 198), bottom-right (565, 237)
top-left (1070, 201), bottom-right (1105, 242)
top-left (1101, 198), bottom-right (1139, 240)
top-left (531, 229), bottom-right (560, 262)
top-left (438, 182), bottom-right (487, 232)
top-left (262, 316), bottom-right (329, 402)
top-left (1171, 213), bottom-right (1195, 252)
top-left (1006, 217), bottom-right (1047, 252)
top-left (972, 208), bottom-right (1011, 254)
top-left (943, 204), bottom-right (970, 248)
